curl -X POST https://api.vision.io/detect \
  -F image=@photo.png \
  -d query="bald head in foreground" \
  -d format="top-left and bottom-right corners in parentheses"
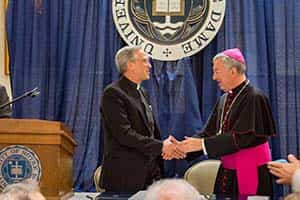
top-left (0, 179), bottom-right (45, 200)
top-left (145, 179), bottom-right (202, 200)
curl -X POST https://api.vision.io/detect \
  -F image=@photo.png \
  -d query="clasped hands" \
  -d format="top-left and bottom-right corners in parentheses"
top-left (161, 135), bottom-right (203, 160)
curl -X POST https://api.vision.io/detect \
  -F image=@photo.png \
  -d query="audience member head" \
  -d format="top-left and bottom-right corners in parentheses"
top-left (284, 192), bottom-right (300, 200)
top-left (0, 179), bottom-right (45, 200)
top-left (144, 179), bottom-right (202, 200)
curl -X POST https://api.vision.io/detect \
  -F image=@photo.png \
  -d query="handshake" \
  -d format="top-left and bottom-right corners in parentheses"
top-left (161, 135), bottom-right (203, 160)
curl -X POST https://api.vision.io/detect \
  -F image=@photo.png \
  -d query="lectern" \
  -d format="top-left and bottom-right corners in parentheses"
top-left (0, 119), bottom-right (77, 200)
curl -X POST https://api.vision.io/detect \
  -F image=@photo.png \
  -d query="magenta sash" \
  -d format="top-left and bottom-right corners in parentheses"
top-left (220, 142), bottom-right (271, 195)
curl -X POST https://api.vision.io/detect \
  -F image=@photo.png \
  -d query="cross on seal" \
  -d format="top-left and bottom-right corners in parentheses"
top-left (163, 48), bottom-right (172, 57)
top-left (10, 160), bottom-right (23, 179)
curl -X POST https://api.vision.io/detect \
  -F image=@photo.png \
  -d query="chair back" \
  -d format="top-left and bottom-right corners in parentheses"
top-left (184, 159), bottom-right (221, 194)
top-left (94, 165), bottom-right (106, 192)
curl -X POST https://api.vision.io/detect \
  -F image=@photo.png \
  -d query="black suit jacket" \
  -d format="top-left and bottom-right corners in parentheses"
top-left (100, 76), bottom-right (163, 192)
top-left (0, 84), bottom-right (12, 118)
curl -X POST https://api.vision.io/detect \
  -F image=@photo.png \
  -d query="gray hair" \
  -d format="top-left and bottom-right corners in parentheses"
top-left (144, 179), bottom-right (202, 200)
top-left (0, 179), bottom-right (45, 200)
top-left (213, 53), bottom-right (246, 74)
top-left (115, 46), bottom-right (142, 74)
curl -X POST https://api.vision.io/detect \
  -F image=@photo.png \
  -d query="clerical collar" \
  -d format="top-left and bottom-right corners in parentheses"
top-left (121, 76), bottom-right (139, 90)
top-left (228, 80), bottom-right (249, 95)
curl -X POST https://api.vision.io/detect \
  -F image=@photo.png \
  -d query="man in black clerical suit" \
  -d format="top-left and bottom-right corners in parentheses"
top-left (172, 48), bottom-right (276, 197)
top-left (99, 46), bottom-right (185, 193)
top-left (0, 83), bottom-right (12, 118)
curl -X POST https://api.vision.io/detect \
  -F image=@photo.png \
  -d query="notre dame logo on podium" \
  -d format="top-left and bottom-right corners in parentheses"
top-left (0, 145), bottom-right (42, 190)
top-left (112, 0), bottom-right (226, 61)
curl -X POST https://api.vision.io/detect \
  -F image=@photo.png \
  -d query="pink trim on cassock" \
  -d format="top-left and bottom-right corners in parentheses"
top-left (220, 142), bottom-right (271, 195)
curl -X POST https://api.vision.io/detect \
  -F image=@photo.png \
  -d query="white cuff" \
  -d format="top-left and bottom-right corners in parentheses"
top-left (202, 139), bottom-right (208, 155)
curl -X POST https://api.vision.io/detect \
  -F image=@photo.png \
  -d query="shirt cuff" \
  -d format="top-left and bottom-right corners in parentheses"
top-left (202, 139), bottom-right (208, 155)
top-left (293, 169), bottom-right (300, 192)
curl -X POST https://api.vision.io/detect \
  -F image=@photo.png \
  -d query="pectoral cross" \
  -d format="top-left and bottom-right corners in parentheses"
top-left (153, 0), bottom-right (185, 16)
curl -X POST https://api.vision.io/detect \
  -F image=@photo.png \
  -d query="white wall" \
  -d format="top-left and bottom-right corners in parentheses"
top-left (0, 0), bottom-right (11, 99)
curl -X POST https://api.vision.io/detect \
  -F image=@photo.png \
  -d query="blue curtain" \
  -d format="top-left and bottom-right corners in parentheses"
top-left (144, 58), bottom-right (203, 178)
top-left (7, 0), bottom-right (121, 191)
top-left (6, 0), bottom-right (300, 196)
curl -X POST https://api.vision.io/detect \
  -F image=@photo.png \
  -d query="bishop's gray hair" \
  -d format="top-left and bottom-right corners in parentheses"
top-left (213, 53), bottom-right (246, 74)
top-left (115, 46), bottom-right (142, 74)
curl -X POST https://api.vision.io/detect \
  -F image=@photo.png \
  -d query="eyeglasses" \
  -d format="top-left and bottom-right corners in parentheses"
top-left (131, 58), bottom-right (150, 63)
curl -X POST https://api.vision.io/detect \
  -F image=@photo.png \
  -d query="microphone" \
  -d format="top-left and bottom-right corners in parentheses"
top-left (24, 87), bottom-right (40, 97)
top-left (0, 87), bottom-right (40, 110)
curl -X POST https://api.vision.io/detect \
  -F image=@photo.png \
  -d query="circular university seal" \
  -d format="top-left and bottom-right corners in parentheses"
top-left (0, 145), bottom-right (42, 190)
top-left (112, 0), bottom-right (226, 61)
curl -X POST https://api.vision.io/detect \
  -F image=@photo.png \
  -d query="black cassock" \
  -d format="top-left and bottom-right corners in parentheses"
top-left (189, 80), bottom-right (276, 196)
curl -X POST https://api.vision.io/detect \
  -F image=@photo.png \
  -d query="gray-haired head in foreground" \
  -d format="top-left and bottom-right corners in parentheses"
top-left (0, 179), bottom-right (45, 200)
top-left (284, 192), bottom-right (300, 200)
top-left (213, 53), bottom-right (246, 75)
top-left (115, 46), bottom-right (142, 74)
top-left (144, 179), bottom-right (203, 200)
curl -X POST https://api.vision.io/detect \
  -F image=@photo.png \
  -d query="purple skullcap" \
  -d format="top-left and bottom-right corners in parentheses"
top-left (222, 48), bottom-right (245, 64)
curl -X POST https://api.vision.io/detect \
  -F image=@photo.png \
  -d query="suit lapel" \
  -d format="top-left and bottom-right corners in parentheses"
top-left (119, 78), bottom-right (153, 135)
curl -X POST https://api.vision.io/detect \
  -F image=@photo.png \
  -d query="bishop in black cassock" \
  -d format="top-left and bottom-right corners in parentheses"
top-left (178, 48), bottom-right (276, 197)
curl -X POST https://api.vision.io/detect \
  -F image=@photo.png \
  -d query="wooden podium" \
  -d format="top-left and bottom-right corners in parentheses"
top-left (0, 119), bottom-right (77, 200)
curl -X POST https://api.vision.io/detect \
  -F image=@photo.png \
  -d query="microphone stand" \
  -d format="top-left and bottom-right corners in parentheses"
top-left (0, 87), bottom-right (40, 110)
